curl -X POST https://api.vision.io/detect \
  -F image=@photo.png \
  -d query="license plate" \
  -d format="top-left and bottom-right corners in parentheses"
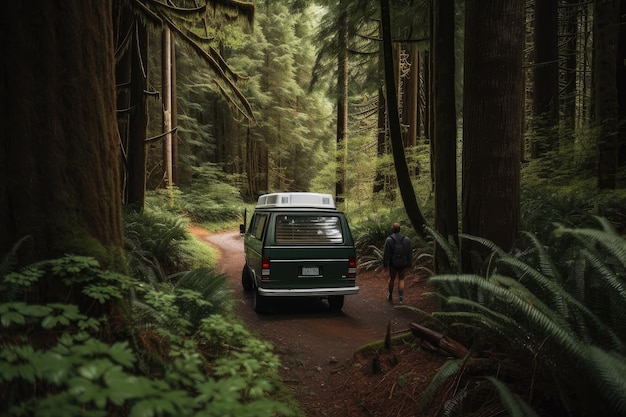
top-left (302, 267), bottom-right (319, 276)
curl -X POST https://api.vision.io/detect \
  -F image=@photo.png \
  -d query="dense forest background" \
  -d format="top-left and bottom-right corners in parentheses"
top-left (1, 0), bottom-right (626, 416)
top-left (124, 0), bottom-right (626, 256)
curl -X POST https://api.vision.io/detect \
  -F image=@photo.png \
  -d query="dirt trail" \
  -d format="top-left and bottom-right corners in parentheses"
top-left (192, 227), bottom-right (435, 416)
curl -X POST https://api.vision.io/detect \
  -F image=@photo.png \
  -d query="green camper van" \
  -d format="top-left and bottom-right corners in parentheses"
top-left (240, 192), bottom-right (359, 313)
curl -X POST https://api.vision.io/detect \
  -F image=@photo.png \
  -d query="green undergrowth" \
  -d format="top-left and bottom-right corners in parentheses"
top-left (0, 207), bottom-right (302, 417)
top-left (415, 219), bottom-right (626, 417)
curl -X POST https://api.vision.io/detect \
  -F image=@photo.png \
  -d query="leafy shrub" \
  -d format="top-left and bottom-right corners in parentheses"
top-left (350, 207), bottom-right (431, 272)
top-left (124, 205), bottom-right (191, 276)
top-left (1, 204), bottom-right (297, 416)
top-left (0, 251), bottom-right (296, 417)
top-left (520, 148), bottom-right (626, 238)
top-left (418, 219), bottom-right (626, 417)
top-left (181, 163), bottom-right (245, 224)
top-left (144, 164), bottom-right (245, 227)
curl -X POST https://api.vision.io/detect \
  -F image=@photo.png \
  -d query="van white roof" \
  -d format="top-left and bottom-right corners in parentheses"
top-left (256, 192), bottom-right (336, 209)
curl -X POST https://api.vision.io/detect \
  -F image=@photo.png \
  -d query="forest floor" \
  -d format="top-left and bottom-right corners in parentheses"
top-left (192, 227), bottom-right (448, 417)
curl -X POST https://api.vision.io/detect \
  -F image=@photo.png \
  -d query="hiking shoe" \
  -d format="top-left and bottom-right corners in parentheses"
top-left (398, 299), bottom-right (404, 305)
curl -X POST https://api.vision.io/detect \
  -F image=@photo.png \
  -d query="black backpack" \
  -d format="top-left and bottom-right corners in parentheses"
top-left (391, 234), bottom-right (407, 267)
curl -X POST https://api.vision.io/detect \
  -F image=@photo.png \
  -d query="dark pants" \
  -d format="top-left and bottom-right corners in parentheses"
top-left (388, 266), bottom-right (406, 295)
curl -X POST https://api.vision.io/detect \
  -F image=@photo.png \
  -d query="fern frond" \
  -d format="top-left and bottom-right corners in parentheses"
top-left (495, 257), bottom-right (569, 318)
top-left (582, 248), bottom-right (626, 307)
top-left (442, 296), bottom-right (520, 330)
top-left (439, 389), bottom-right (469, 417)
top-left (556, 224), bottom-right (626, 269)
top-left (521, 231), bottom-right (561, 281)
top-left (417, 358), bottom-right (465, 413)
top-left (0, 236), bottom-right (32, 278)
top-left (498, 255), bottom-right (624, 352)
top-left (433, 310), bottom-right (510, 340)
top-left (357, 245), bottom-right (383, 272)
top-left (573, 249), bottom-right (626, 350)
top-left (131, 299), bottom-right (167, 326)
top-left (593, 216), bottom-right (619, 234)
top-left (585, 346), bottom-right (626, 416)
top-left (460, 233), bottom-right (508, 259)
top-left (484, 376), bottom-right (541, 417)
top-left (459, 234), bottom-right (509, 277)
top-left (430, 274), bottom-right (587, 361)
top-left (425, 226), bottom-right (461, 273)
top-left (174, 268), bottom-right (231, 325)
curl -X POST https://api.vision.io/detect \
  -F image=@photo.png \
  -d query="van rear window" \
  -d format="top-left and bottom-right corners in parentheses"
top-left (275, 215), bottom-right (344, 244)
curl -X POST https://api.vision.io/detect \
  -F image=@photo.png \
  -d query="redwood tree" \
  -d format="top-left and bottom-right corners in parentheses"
top-left (594, 0), bottom-right (621, 189)
top-left (336, 0), bottom-right (349, 202)
top-left (432, 0), bottom-right (458, 272)
top-left (462, 0), bottom-right (523, 260)
top-left (532, 0), bottom-right (559, 158)
top-left (380, 0), bottom-right (428, 238)
top-left (0, 2), bottom-right (123, 269)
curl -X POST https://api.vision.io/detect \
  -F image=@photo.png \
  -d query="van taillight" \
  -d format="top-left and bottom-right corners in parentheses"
top-left (348, 256), bottom-right (356, 278)
top-left (261, 258), bottom-right (270, 281)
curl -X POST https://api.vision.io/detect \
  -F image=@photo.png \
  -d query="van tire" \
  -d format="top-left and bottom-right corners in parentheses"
top-left (253, 288), bottom-right (268, 313)
top-left (241, 264), bottom-right (254, 291)
top-left (328, 295), bottom-right (344, 312)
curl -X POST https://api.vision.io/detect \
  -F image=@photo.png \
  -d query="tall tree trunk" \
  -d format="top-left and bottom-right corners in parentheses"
top-left (405, 44), bottom-right (419, 148)
top-left (616, 0), bottom-right (626, 166)
top-left (162, 27), bottom-right (173, 187)
top-left (0, 2), bottom-right (123, 268)
top-left (531, 0), bottom-right (559, 158)
top-left (115, 3), bottom-right (133, 206)
top-left (336, 0), bottom-right (348, 203)
top-left (374, 21), bottom-right (389, 196)
top-left (380, 0), bottom-right (428, 238)
top-left (171, 37), bottom-right (178, 184)
top-left (126, 20), bottom-right (148, 209)
top-left (373, 85), bottom-right (387, 194)
top-left (424, 50), bottom-right (431, 145)
top-left (594, 0), bottom-right (620, 189)
top-left (561, 0), bottom-right (578, 147)
top-left (432, 0), bottom-right (458, 272)
top-left (462, 0), bottom-right (523, 261)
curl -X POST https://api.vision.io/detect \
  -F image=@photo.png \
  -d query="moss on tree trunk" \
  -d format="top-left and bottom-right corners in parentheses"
top-left (0, 2), bottom-right (124, 271)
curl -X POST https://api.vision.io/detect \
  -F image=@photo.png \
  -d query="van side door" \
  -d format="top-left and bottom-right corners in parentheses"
top-left (244, 212), bottom-right (269, 282)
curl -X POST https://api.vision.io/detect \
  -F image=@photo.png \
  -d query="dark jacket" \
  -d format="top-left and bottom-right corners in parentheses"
top-left (382, 232), bottom-right (411, 268)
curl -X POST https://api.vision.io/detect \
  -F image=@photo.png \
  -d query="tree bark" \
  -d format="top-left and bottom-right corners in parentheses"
top-left (617, 0), bottom-right (626, 167)
top-left (162, 27), bottom-right (174, 187)
top-left (594, 0), bottom-right (620, 189)
top-left (336, 0), bottom-right (349, 203)
top-left (380, 0), bottom-right (429, 238)
top-left (404, 44), bottom-right (419, 149)
top-left (432, 0), bottom-right (458, 272)
top-left (462, 0), bottom-right (523, 259)
top-left (561, 0), bottom-right (579, 147)
top-left (373, 85), bottom-right (387, 194)
top-left (531, 0), bottom-right (559, 158)
top-left (126, 18), bottom-right (148, 209)
top-left (171, 36), bottom-right (179, 184)
top-left (619, 0), bottom-right (626, 166)
top-left (0, 2), bottom-right (123, 267)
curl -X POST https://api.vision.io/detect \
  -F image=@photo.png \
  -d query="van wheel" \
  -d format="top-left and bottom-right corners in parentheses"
top-left (328, 295), bottom-right (344, 313)
top-left (253, 288), bottom-right (268, 313)
top-left (241, 264), bottom-right (254, 291)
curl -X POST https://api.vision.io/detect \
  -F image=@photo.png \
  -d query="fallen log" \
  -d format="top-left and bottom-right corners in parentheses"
top-left (410, 322), bottom-right (469, 359)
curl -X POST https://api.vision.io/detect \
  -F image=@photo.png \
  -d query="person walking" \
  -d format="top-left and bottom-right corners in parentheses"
top-left (382, 222), bottom-right (411, 304)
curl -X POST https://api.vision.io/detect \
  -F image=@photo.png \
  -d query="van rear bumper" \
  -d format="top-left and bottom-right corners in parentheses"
top-left (257, 286), bottom-right (359, 297)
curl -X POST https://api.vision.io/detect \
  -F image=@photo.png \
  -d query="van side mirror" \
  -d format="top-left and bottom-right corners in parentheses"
top-left (239, 224), bottom-right (246, 234)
